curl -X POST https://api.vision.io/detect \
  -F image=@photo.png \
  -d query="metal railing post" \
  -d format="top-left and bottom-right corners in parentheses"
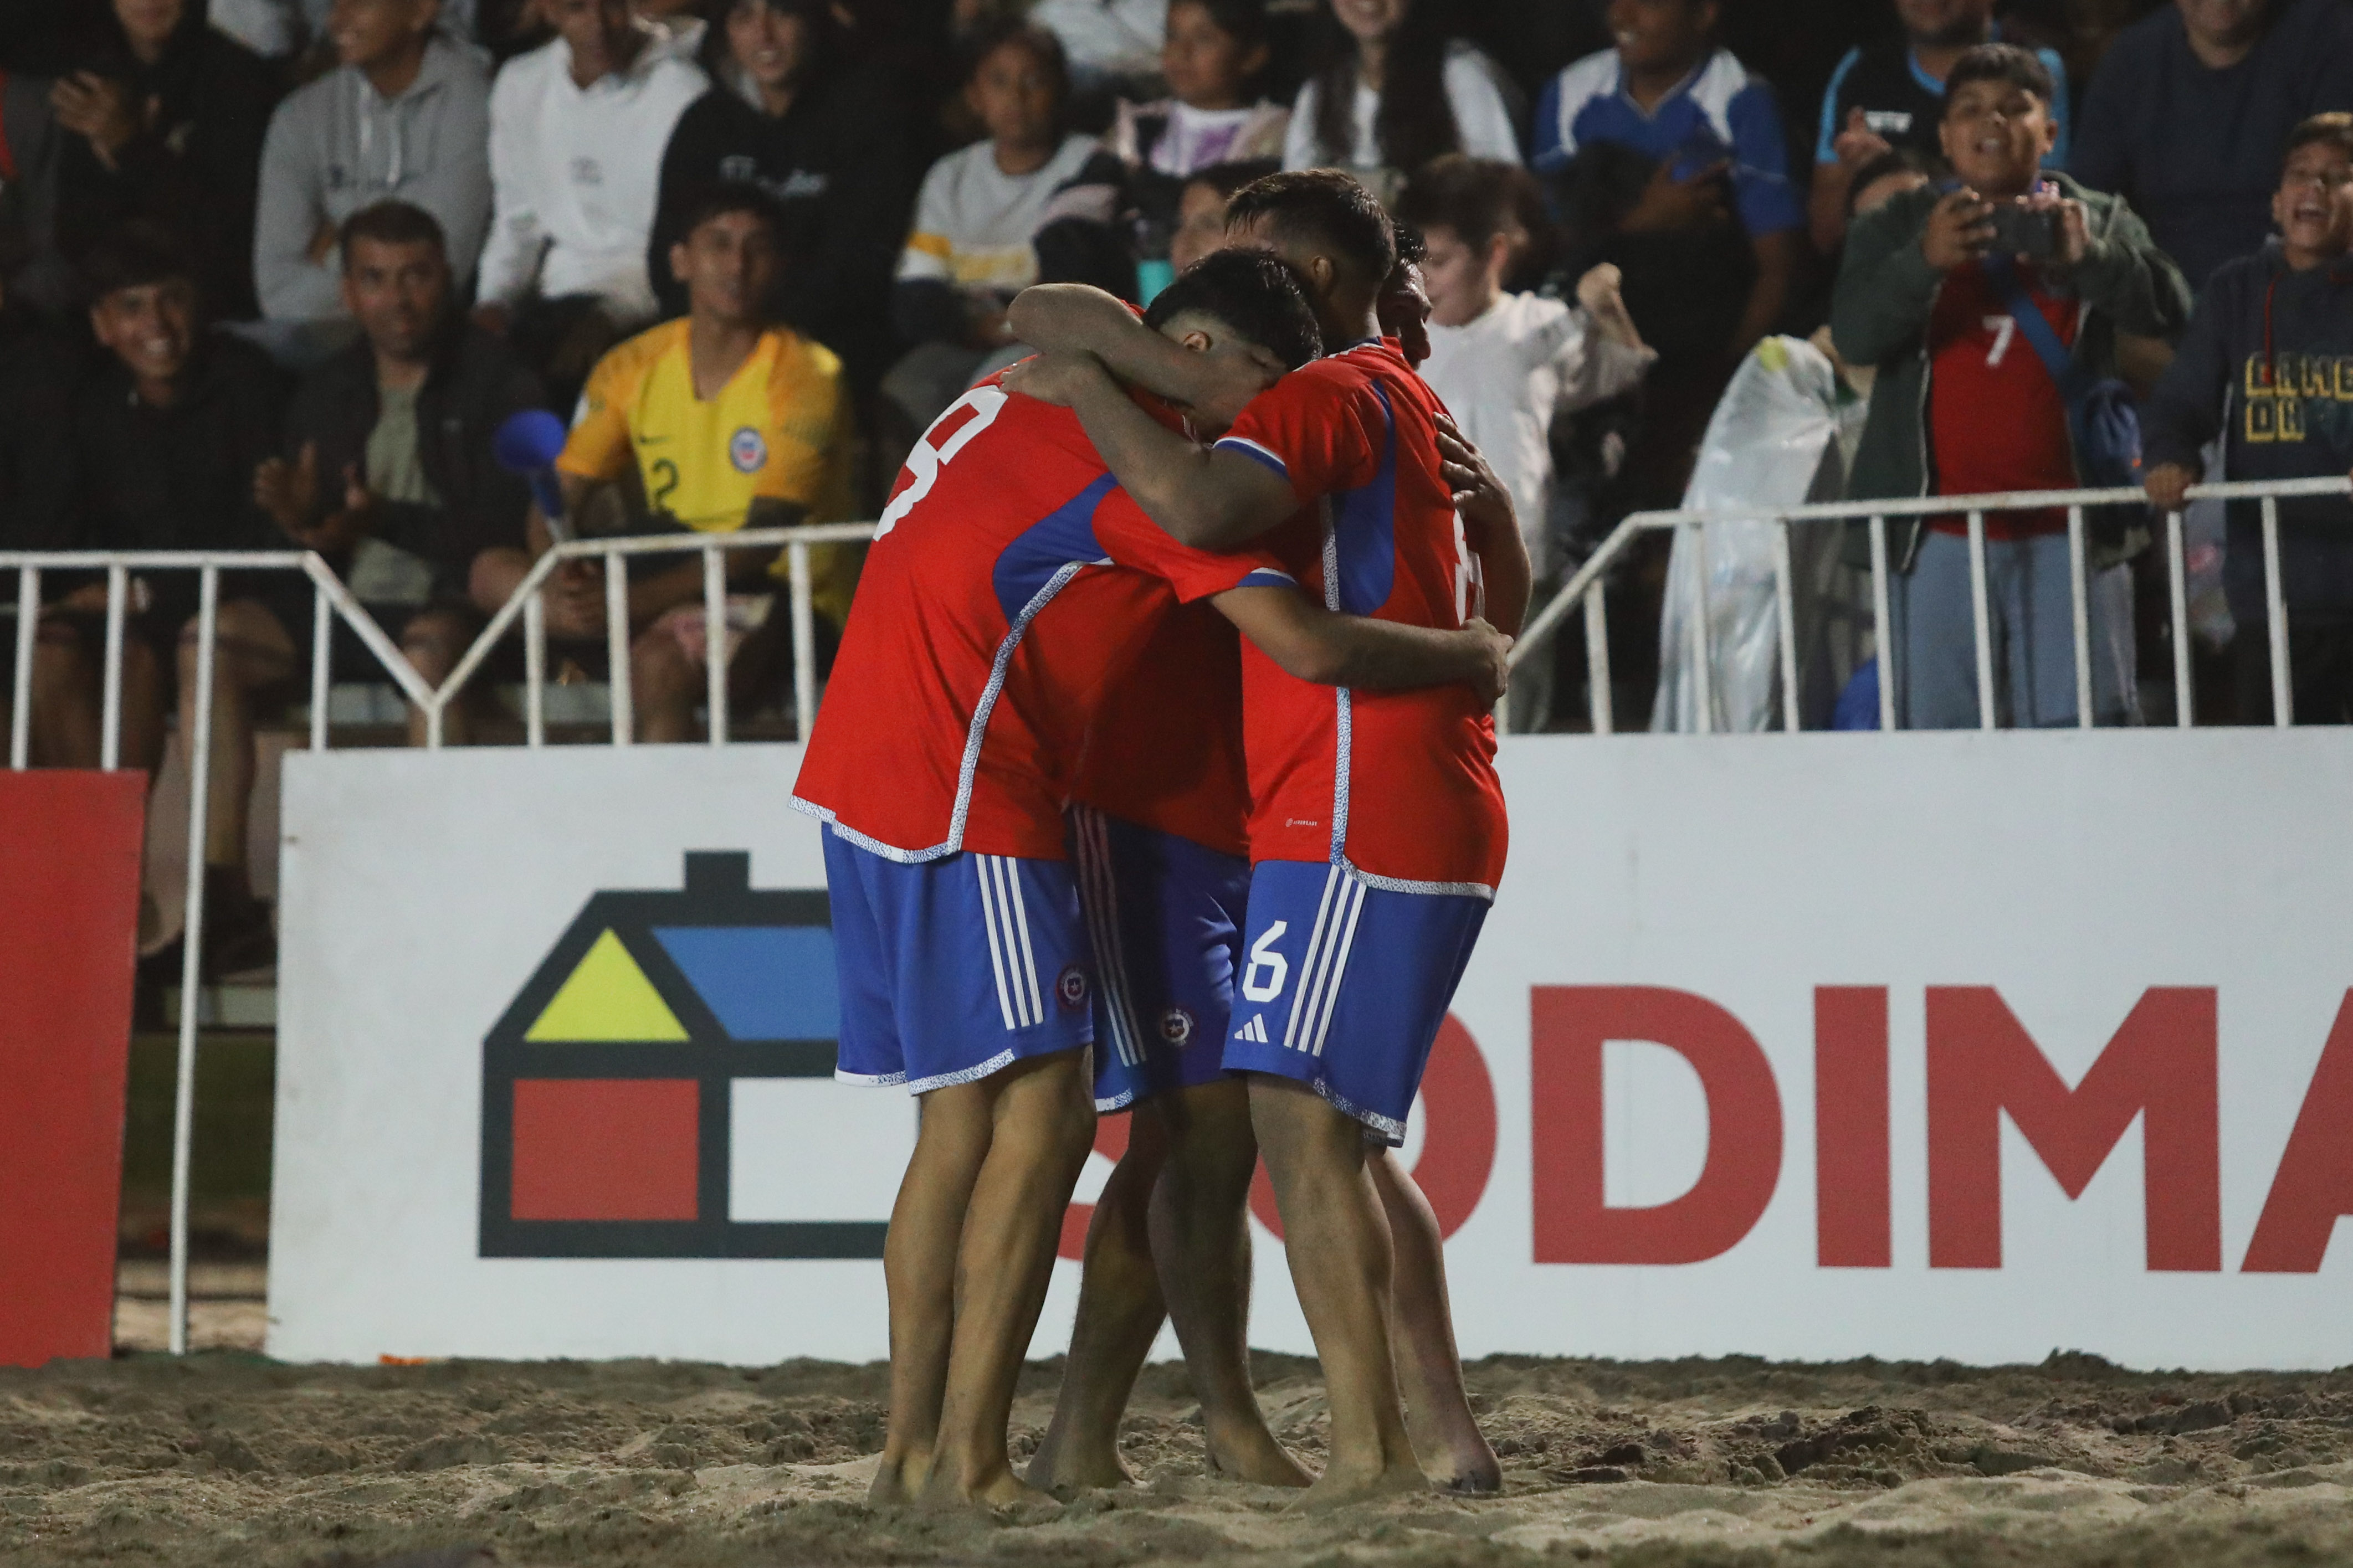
top-left (2167, 511), bottom-right (2192, 729)
top-left (1585, 582), bottom-right (1613, 736)
top-left (1771, 521), bottom-right (1800, 733)
top-left (2066, 506), bottom-right (2092, 730)
top-left (10, 566), bottom-right (36, 769)
top-left (1688, 524), bottom-right (1714, 734)
top-left (703, 546), bottom-right (729, 748)
top-left (789, 542), bottom-right (817, 741)
top-left (2263, 495), bottom-right (2291, 727)
top-left (167, 565), bottom-right (220, 1358)
top-left (524, 590), bottom-right (546, 748)
top-left (1966, 510), bottom-right (1995, 730)
top-left (310, 582), bottom-right (331, 752)
top-left (1870, 516), bottom-right (1895, 732)
top-left (102, 565), bottom-right (127, 769)
top-left (605, 550), bottom-right (632, 746)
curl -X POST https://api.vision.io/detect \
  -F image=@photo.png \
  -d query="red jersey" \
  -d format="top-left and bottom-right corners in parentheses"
top-left (1929, 258), bottom-right (2081, 539)
top-left (1070, 603), bottom-right (1251, 858)
top-left (1211, 338), bottom-right (1508, 896)
top-left (791, 379), bottom-right (1275, 860)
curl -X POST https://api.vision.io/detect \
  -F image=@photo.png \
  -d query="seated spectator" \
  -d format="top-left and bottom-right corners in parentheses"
top-left (1811, 0), bottom-right (2070, 255)
top-left (2, 67), bottom-right (74, 314)
top-left (479, 183), bottom-right (855, 742)
top-left (884, 20), bottom-right (1124, 435)
top-left (253, 0), bottom-right (492, 343)
top-left (1105, 0), bottom-right (1286, 280)
top-left (2144, 114), bottom-right (2353, 724)
top-left (1281, 0), bottom-right (1521, 204)
top-left (2072, 0), bottom-right (2353, 292)
top-left (50, 224), bottom-right (296, 975)
top-left (1400, 153), bottom-right (1655, 731)
top-left (50, 0), bottom-right (282, 321)
top-left (1028, 0), bottom-right (1166, 91)
top-left (1534, 0), bottom-right (1801, 506)
top-left (1167, 155), bottom-right (1277, 271)
top-left (476, 0), bottom-right (709, 402)
top-left (1833, 45), bottom-right (2190, 729)
top-left (649, 0), bottom-right (918, 391)
top-left (251, 202), bottom-right (541, 746)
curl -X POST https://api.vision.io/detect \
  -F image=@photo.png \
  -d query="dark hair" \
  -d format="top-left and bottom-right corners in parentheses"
top-left (1143, 248), bottom-right (1324, 369)
top-left (1396, 154), bottom-right (1550, 264)
top-left (1170, 0), bottom-right (1269, 52)
top-left (671, 179), bottom-right (788, 244)
top-left (1941, 43), bottom-right (2054, 114)
top-left (80, 220), bottom-right (196, 302)
top-left (1183, 157), bottom-right (1281, 204)
top-left (1390, 217), bottom-right (1424, 267)
top-left (340, 200), bottom-right (448, 265)
top-left (701, 0), bottom-right (841, 92)
top-left (965, 17), bottom-right (1069, 112)
top-left (1843, 146), bottom-right (1938, 217)
top-left (1307, 0), bottom-right (1464, 177)
top-left (2284, 111), bottom-right (2353, 169)
top-left (1224, 169), bottom-right (1396, 284)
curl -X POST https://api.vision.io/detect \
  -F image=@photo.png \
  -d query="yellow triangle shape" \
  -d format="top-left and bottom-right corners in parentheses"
top-left (526, 929), bottom-right (690, 1042)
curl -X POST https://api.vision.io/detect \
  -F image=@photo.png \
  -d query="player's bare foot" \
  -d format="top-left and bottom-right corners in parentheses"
top-left (866, 1448), bottom-right (932, 1507)
top-left (1407, 1407), bottom-right (1500, 1494)
top-left (1287, 1457), bottom-right (1431, 1512)
top-left (1204, 1422), bottom-right (1313, 1487)
top-left (919, 1459), bottom-right (1055, 1512)
top-left (1024, 1428), bottom-right (1135, 1492)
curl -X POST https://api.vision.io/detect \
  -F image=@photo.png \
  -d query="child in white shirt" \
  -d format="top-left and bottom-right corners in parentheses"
top-left (1402, 154), bottom-right (1655, 727)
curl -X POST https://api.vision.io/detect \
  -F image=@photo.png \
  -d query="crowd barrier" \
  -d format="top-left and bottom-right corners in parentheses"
top-left (8, 472), bottom-right (2352, 1359)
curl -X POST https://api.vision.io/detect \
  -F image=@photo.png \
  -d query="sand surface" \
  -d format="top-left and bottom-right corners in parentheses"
top-left (6, 1349), bottom-right (2353, 1566)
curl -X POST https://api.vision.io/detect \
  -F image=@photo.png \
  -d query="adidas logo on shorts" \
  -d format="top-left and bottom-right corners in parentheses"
top-left (1233, 1014), bottom-right (1270, 1043)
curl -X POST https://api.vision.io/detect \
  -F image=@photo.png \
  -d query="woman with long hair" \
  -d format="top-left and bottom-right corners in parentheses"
top-left (1279, 0), bottom-right (1520, 202)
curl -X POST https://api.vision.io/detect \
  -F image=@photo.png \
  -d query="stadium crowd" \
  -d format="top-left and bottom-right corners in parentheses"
top-left (4, 0), bottom-right (2353, 958)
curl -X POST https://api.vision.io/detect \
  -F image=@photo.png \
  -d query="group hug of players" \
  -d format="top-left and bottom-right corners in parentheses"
top-left (790, 168), bottom-right (1524, 1511)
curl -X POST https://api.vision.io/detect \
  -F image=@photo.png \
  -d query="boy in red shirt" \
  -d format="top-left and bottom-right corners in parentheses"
top-left (1008, 170), bottom-right (1527, 1506)
top-left (1830, 44), bottom-right (2187, 727)
top-left (792, 249), bottom-right (1508, 1510)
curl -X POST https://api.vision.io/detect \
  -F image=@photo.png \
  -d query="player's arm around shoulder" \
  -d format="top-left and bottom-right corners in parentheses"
top-left (1211, 585), bottom-right (1513, 706)
top-left (1003, 350), bottom-right (1297, 550)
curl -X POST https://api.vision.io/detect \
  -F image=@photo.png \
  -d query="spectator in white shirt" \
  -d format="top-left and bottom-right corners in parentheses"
top-left (1401, 154), bottom-right (1653, 730)
top-left (1281, 0), bottom-right (1521, 205)
top-left (1028, 0), bottom-right (1167, 89)
top-left (883, 19), bottom-right (1124, 435)
top-left (474, 0), bottom-right (706, 400)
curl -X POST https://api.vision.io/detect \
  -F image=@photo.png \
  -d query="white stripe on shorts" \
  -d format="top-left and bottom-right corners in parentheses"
top-left (974, 855), bottom-right (1022, 1030)
top-left (1280, 865), bottom-right (1343, 1052)
top-left (1305, 877), bottom-right (1366, 1058)
top-left (998, 855), bottom-right (1045, 1025)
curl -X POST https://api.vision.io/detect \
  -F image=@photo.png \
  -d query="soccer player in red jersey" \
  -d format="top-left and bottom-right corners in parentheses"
top-left (791, 250), bottom-right (1510, 1510)
top-left (1008, 169), bottom-right (1528, 1507)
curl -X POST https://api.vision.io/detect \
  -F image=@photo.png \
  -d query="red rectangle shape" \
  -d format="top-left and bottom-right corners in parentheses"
top-left (511, 1079), bottom-right (700, 1221)
top-left (0, 771), bottom-right (146, 1367)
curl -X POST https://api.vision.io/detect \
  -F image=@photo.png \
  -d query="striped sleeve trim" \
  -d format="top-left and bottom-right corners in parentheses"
top-left (1213, 436), bottom-right (1289, 478)
top-left (1237, 568), bottom-right (1297, 589)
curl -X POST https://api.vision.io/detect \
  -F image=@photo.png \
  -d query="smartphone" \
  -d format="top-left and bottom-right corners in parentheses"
top-left (1985, 203), bottom-right (2060, 261)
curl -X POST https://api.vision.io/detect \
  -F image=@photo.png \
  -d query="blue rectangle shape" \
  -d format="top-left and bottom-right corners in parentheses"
top-left (653, 926), bottom-right (839, 1041)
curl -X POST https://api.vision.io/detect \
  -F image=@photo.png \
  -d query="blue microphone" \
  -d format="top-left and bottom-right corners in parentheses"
top-left (493, 409), bottom-right (573, 541)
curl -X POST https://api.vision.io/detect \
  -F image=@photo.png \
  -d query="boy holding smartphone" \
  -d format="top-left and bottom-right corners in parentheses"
top-left (1831, 43), bottom-right (2188, 729)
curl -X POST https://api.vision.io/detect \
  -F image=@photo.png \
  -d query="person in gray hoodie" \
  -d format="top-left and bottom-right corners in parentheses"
top-left (2144, 113), bottom-right (2353, 724)
top-left (252, 0), bottom-right (491, 332)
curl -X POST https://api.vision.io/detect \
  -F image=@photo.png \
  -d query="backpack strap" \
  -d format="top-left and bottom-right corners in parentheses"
top-left (1983, 254), bottom-right (2075, 393)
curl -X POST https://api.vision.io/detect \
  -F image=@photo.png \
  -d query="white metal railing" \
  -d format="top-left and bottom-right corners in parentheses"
top-left (2, 551), bottom-right (423, 1359)
top-left (426, 522), bottom-right (878, 747)
top-left (1506, 476), bottom-right (2353, 735)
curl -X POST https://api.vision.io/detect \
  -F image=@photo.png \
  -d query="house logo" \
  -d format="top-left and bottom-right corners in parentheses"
top-left (477, 851), bottom-right (889, 1261)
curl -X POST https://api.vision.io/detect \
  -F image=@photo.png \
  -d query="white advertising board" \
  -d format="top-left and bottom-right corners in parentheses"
top-left (270, 734), bottom-right (2353, 1368)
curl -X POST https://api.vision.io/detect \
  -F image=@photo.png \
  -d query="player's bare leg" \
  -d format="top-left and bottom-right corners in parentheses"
top-left (628, 631), bottom-right (700, 744)
top-left (1152, 1078), bottom-right (1310, 1485)
top-left (920, 1049), bottom-right (1098, 1510)
top-left (1028, 1111), bottom-right (1170, 1491)
top-left (1371, 1150), bottom-right (1500, 1493)
top-left (869, 1085), bottom-right (996, 1507)
top-left (1248, 1076), bottom-right (1426, 1509)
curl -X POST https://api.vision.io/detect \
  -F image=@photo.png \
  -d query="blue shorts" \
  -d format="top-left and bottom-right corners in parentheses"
top-left (822, 825), bottom-right (1094, 1093)
top-left (1069, 806), bottom-right (1251, 1113)
top-left (1221, 859), bottom-right (1488, 1144)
